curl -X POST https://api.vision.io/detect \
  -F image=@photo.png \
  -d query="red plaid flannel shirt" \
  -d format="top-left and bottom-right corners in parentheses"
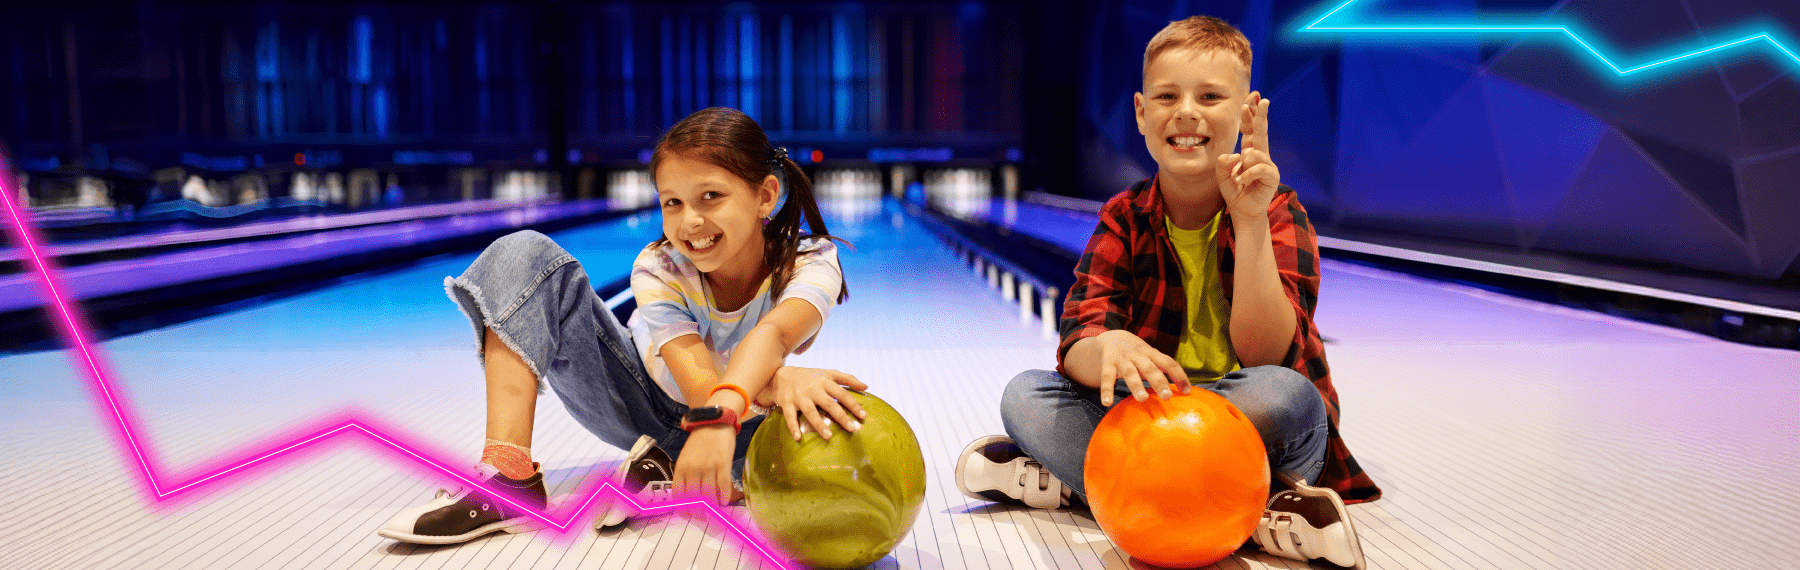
top-left (1056, 176), bottom-right (1382, 503)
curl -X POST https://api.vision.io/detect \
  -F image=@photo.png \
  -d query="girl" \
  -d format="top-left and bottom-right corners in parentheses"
top-left (379, 107), bottom-right (865, 545)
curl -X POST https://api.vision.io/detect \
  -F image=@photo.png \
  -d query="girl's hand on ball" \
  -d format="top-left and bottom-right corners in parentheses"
top-left (771, 366), bottom-right (869, 441)
top-left (672, 425), bottom-right (736, 506)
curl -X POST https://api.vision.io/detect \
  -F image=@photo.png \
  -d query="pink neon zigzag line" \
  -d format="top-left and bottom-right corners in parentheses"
top-left (0, 155), bottom-right (792, 569)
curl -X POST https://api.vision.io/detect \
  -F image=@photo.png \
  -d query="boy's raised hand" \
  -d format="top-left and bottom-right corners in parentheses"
top-left (1093, 330), bottom-right (1191, 407)
top-left (1217, 92), bottom-right (1279, 221)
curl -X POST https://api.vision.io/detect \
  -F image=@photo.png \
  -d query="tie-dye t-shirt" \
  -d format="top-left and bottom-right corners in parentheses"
top-left (626, 239), bottom-right (843, 405)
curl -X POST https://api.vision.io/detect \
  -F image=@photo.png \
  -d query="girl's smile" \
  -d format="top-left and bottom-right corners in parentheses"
top-left (654, 152), bottom-right (780, 301)
top-left (685, 233), bottom-right (720, 252)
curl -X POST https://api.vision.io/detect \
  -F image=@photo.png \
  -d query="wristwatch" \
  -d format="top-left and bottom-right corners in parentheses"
top-left (681, 406), bottom-right (741, 433)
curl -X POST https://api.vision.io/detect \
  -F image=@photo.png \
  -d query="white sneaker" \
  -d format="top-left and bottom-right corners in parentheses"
top-left (594, 435), bottom-right (676, 529)
top-left (1252, 470), bottom-right (1366, 569)
top-left (954, 435), bottom-right (1070, 509)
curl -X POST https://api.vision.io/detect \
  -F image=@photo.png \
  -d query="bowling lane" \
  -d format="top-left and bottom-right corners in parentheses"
top-left (934, 196), bottom-right (1099, 253)
top-left (4, 186), bottom-right (1798, 570)
top-left (0, 196), bottom-right (1086, 570)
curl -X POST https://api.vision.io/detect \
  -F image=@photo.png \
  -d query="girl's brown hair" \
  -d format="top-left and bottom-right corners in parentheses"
top-left (649, 107), bottom-right (849, 304)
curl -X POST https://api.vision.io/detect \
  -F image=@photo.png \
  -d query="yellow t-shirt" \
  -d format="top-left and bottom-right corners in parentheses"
top-left (1166, 212), bottom-right (1241, 382)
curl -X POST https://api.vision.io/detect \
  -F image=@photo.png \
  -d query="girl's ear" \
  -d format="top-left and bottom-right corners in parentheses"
top-left (758, 174), bottom-right (781, 219)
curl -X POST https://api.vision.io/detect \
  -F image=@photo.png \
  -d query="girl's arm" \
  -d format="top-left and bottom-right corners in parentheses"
top-left (658, 333), bottom-right (725, 406)
top-left (670, 298), bottom-right (865, 440)
top-left (658, 297), bottom-right (816, 407)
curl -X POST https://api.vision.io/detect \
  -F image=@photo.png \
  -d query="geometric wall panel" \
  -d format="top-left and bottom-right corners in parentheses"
top-left (1739, 77), bottom-right (1800, 154)
top-left (1334, 47), bottom-right (1477, 188)
top-left (1717, 56), bottom-right (1792, 103)
top-left (1478, 73), bottom-right (1608, 246)
top-left (1536, 129), bottom-right (1754, 275)
top-left (1738, 152), bottom-right (1800, 278)
top-left (1624, 131), bottom-right (1745, 237)
top-left (1267, 58), bottom-right (1340, 219)
top-left (1344, 76), bottom-right (1516, 245)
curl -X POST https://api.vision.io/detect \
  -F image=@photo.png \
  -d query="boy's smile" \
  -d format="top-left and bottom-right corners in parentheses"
top-left (1169, 134), bottom-right (1211, 151)
top-left (1135, 47), bottom-right (1249, 190)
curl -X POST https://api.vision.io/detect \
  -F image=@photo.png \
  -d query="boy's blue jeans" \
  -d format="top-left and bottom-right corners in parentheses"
top-left (1000, 366), bottom-right (1329, 503)
top-left (444, 230), bottom-right (765, 480)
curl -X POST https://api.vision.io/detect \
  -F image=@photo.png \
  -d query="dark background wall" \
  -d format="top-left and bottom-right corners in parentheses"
top-left (5, 0), bottom-right (1797, 284)
top-left (2, 1), bottom-right (1030, 169)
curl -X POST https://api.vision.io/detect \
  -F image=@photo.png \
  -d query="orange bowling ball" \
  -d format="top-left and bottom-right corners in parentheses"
top-left (1084, 389), bottom-right (1269, 568)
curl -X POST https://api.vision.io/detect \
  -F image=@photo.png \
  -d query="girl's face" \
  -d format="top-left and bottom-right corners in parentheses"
top-left (654, 152), bottom-right (781, 276)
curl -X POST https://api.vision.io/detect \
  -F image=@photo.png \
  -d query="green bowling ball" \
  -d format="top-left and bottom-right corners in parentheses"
top-left (744, 391), bottom-right (926, 568)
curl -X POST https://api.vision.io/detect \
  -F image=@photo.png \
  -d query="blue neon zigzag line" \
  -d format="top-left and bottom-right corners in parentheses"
top-left (1299, 0), bottom-right (1800, 76)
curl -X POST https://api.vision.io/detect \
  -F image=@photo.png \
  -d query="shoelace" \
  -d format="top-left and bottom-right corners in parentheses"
top-left (435, 464), bottom-right (503, 504)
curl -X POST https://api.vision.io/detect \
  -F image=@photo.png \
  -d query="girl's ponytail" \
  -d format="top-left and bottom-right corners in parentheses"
top-left (764, 149), bottom-right (849, 305)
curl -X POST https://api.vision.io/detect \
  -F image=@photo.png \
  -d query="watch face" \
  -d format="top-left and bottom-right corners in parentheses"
top-left (685, 406), bottom-right (724, 423)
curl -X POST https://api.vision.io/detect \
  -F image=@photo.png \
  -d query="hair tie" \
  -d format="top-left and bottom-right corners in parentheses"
top-left (771, 146), bottom-right (788, 162)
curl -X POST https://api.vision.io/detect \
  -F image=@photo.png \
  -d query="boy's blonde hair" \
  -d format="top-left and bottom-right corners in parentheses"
top-left (1142, 16), bottom-right (1252, 86)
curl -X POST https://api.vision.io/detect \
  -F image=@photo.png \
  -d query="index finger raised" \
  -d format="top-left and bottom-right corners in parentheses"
top-left (1239, 93), bottom-right (1258, 142)
top-left (1250, 95), bottom-right (1271, 156)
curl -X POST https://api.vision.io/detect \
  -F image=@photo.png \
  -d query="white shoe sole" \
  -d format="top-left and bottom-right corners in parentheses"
top-left (376, 517), bottom-right (540, 545)
top-left (595, 435), bottom-right (659, 529)
top-left (955, 435), bottom-right (1066, 509)
top-left (1258, 471), bottom-right (1366, 569)
top-left (954, 435), bottom-right (1013, 502)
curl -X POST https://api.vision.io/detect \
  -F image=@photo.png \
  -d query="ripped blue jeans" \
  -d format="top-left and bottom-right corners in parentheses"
top-left (445, 230), bottom-right (764, 480)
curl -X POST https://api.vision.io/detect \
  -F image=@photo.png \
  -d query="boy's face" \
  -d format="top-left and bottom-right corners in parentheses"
top-left (1134, 47), bottom-right (1251, 187)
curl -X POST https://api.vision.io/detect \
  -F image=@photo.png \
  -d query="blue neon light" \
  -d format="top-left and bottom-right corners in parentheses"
top-left (779, 16), bottom-right (793, 130)
top-left (622, 17), bottom-right (636, 128)
top-left (352, 17), bottom-right (372, 84)
top-left (661, 16), bottom-right (674, 127)
top-left (392, 150), bottom-right (475, 166)
top-left (741, 14), bottom-right (757, 120)
top-left (1298, 0), bottom-right (1800, 77)
top-left (832, 12), bottom-right (851, 133)
top-left (180, 153), bottom-right (250, 172)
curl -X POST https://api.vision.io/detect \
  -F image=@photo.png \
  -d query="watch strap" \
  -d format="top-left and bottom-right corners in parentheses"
top-left (680, 406), bottom-right (741, 434)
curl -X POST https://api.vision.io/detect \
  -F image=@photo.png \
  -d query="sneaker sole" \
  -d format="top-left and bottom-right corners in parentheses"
top-left (1275, 471), bottom-right (1366, 570)
top-left (596, 435), bottom-right (660, 529)
top-left (954, 435), bottom-right (1015, 502)
top-left (376, 517), bottom-right (540, 545)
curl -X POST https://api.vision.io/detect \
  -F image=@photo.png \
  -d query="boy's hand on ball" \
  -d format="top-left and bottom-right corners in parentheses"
top-left (771, 366), bottom-right (869, 441)
top-left (1095, 330), bottom-right (1191, 406)
top-left (1217, 92), bottom-right (1279, 221)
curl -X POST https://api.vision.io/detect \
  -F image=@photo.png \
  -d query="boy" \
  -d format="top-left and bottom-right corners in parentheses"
top-left (955, 16), bottom-right (1380, 568)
